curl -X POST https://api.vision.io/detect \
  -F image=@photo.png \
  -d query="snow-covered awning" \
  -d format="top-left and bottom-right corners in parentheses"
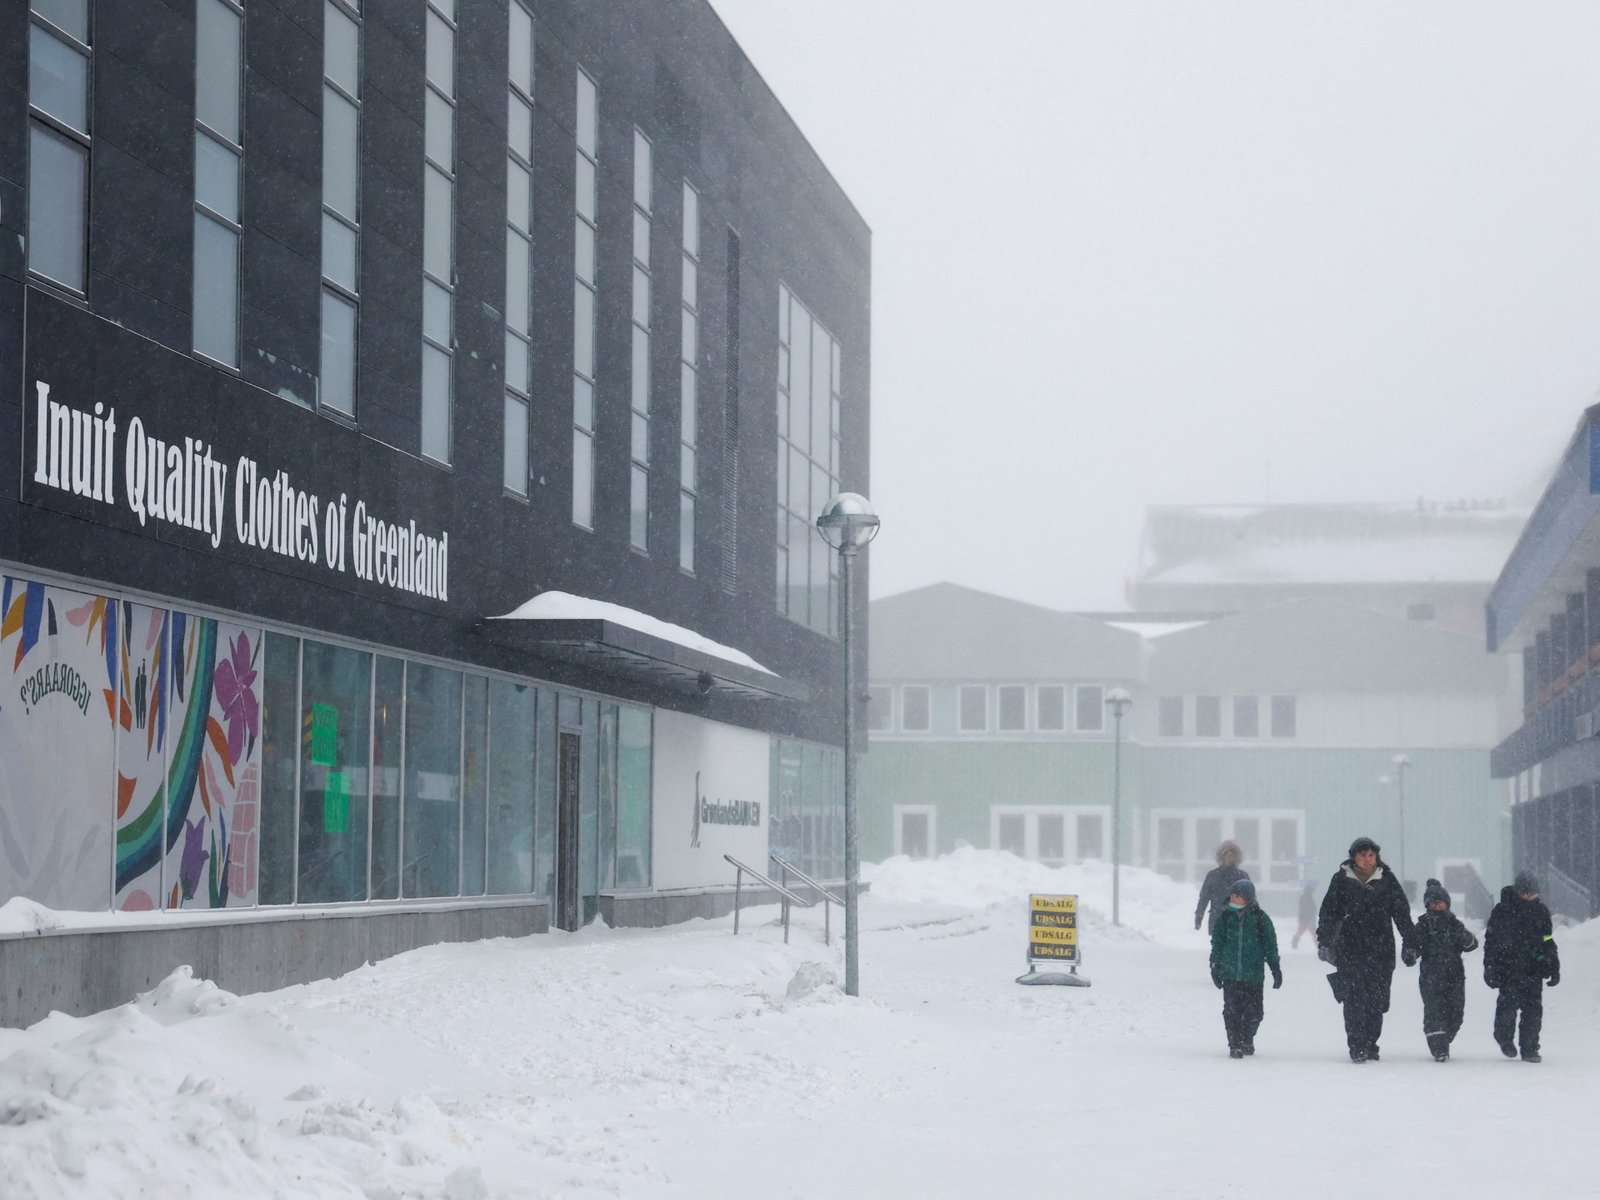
top-left (477, 591), bottom-right (808, 702)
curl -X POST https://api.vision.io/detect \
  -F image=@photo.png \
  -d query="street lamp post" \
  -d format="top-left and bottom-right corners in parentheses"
top-left (817, 493), bottom-right (880, 998)
top-left (1105, 688), bottom-right (1133, 927)
top-left (1392, 753), bottom-right (1411, 895)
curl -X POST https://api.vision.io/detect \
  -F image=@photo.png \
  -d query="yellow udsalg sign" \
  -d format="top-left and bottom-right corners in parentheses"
top-left (1028, 893), bottom-right (1079, 963)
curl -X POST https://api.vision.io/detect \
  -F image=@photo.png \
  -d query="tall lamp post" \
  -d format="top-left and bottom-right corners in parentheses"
top-left (1392, 753), bottom-right (1411, 895)
top-left (1105, 688), bottom-right (1133, 927)
top-left (817, 492), bottom-right (880, 998)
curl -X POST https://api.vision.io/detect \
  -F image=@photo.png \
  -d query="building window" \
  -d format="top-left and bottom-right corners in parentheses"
top-left (1036, 684), bottom-right (1066, 732)
top-left (629, 129), bottom-right (653, 551)
top-left (1075, 684), bottom-right (1105, 733)
top-left (193, 0), bottom-right (242, 367)
top-left (1233, 695), bottom-right (1259, 738)
top-left (775, 285), bottom-right (843, 634)
top-left (27, 0), bottom-right (91, 293)
top-left (958, 685), bottom-right (987, 733)
top-left (990, 806), bottom-right (1111, 866)
top-left (901, 685), bottom-right (931, 732)
top-left (572, 67), bottom-right (598, 527)
top-left (678, 182), bottom-right (700, 572)
top-left (320, 0), bottom-right (361, 417)
top-left (997, 684), bottom-right (1027, 732)
top-left (895, 806), bottom-right (936, 859)
top-left (503, 1), bottom-right (534, 494)
top-left (1195, 694), bottom-right (1222, 737)
top-left (1270, 694), bottom-right (1297, 738)
top-left (867, 685), bottom-right (892, 732)
top-left (296, 640), bottom-right (373, 903)
top-left (420, 0), bottom-right (455, 464)
top-left (403, 661), bottom-right (461, 898)
top-left (1158, 695), bottom-right (1184, 737)
top-left (1152, 809), bottom-right (1303, 885)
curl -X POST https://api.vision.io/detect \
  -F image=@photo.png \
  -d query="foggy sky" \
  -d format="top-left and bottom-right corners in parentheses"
top-left (708, 0), bottom-right (1600, 610)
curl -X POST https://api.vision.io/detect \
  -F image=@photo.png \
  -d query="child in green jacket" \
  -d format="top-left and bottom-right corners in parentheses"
top-left (1210, 879), bottom-right (1283, 1059)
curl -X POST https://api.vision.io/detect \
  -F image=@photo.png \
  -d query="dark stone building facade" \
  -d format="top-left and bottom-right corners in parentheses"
top-left (0, 0), bottom-right (870, 1024)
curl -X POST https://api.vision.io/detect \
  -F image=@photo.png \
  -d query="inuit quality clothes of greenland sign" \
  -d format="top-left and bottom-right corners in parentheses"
top-left (24, 376), bottom-right (450, 603)
top-left (1029, 894), bottom-right (1079, 963)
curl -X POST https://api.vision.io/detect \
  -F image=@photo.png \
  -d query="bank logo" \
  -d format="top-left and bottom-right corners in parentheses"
top-left (690, 769), bottom-right (760, 849)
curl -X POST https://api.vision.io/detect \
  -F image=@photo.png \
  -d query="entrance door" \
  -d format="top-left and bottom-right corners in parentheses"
top-left (555, 730), bottom-right (582, 931)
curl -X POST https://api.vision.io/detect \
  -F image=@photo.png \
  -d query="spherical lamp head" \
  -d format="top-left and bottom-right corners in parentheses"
top-left (816, 493), bottom-right (881, 551)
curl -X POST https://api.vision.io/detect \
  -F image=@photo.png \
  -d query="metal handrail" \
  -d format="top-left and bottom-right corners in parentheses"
top-left (1544, 861), bottom-right (1593, 922)
top-left (725, 854), bottom-right (813, 941)
top-left (771, 854), bottom-right (843, 946)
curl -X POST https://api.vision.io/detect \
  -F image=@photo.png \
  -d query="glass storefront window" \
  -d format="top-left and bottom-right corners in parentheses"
top-left (297, 640), bottom-right (372, 903)
top-left (534, 687), bottom-right (558, 905)
top-left (616, 706), bottom-right (652, 888)
top-left (404, 662), bottom-right (461, 898)
top-left (371, 656), bottom-right (404, 899)
top-left (598, 704), bottom-right (618, 890)
top-left (488, 679), bottom-right (535, 894)
top-left (461, 674), bottom-right (488, 896)
top-left (259, 633), bottom-right (300, 904)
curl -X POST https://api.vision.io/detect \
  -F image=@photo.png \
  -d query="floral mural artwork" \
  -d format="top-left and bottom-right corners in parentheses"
top-left (0, 577), bottom-right (117, 912)
top-left (114, 603), bottom-right (170, 911)
top-left (161, 619), bottom-right (262, 909)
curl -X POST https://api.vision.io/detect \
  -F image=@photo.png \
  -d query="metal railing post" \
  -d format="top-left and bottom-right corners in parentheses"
top-left (733, 864), bottom-right (742, 935)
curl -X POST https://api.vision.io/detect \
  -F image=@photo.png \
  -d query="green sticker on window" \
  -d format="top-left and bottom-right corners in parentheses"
top-left (310, 702), bottom-right (339, 766)
top-left (324, 770), bottom-right (350, 834)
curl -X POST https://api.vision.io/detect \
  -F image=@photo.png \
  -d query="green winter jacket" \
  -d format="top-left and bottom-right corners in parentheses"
top-left (1210, 903), bottom-right (1281, 983)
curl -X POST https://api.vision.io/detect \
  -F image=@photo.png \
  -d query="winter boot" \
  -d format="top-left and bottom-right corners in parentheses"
top-left (1522, 1051), bottom-right (1542, 1063)
top-left (1498, 1039), bottom-right (1518, 1059)
top-left (1229, 1048), bottom-right (1244, 1059)
top-left (1426, 1032), bottom-right (1449, 1061)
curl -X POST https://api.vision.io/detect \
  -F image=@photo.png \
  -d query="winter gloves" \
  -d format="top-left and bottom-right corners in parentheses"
top-left (1401, 946), bottom-right (1418, 968)
top-left (1548, 969), bottom-right (1560, 988)
top-left (1270, 965), bottom-right (1283, 990)
top-left (1316, 944), bottom-right (1331, 964)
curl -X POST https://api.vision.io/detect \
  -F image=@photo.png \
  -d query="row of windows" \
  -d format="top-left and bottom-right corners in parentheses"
top-left (259, 632), bottom-right (653, 906)
top-left (869, 685), bottom-right (1301, 738)
top-left (26, 2), bottom-right (848, 625)
top-left (1157, 693), bottom-right (1297, 739)
top-left (867, 683), bottom-right (1116, 735)
top-left (892, 806), bottom-right (1306, 889)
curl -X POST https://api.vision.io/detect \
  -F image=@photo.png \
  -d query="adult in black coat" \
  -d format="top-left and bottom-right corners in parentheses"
top-left (1483, 870), bottom-right (1560, 1062)
top-left (1195, 840), bottom-right (1248, 934)
top-left (1316, 835), bottom-right (1416, 1063)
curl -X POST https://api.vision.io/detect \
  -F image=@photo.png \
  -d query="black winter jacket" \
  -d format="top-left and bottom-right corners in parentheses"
top-left (1195, 864), bottom-right (1249, 930)
top-left (1316, 859), bottom-right (1414, 973)
top-left (1413, 909), bottom-right (1477, 986)
top-left (1484, 887), bottom-right (1558, 986)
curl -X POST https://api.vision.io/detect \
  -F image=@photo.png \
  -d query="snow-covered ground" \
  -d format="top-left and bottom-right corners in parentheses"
top-left (1, 849), bottom-right (1594, 1198)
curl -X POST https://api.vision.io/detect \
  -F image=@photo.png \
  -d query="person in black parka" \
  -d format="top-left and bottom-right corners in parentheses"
top-left (1405, 878), bottom-right (1478, 1061)
top-left (1483, 870), bottom-right (1560, 1062)
top-left (1316, 835), bottom-right (1416, 1063)
top-left (1195, 840), bottom-right (1249, 935)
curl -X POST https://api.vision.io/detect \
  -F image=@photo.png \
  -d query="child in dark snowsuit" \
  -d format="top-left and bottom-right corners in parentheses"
top-left (1483, 870), bottom-right (1560, 1062)
top-left (1402, 878), bottom-right (1478, 1061)
top-left (1209, 878), bottom-right (1282, 1058)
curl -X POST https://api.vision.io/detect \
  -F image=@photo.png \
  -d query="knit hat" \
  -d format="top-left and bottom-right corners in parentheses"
top-left (1228, 878), bottom-right (1256, 905)
top-left (1347, 836), bottom-right (1380, 858)
top-left (1422, 878), bottom-right (1450, 908)
top-left (1513, 870), bottom-right (1540, 896)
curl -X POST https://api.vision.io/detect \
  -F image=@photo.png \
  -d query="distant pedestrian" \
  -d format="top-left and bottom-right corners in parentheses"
top-left (1209, 878), bottom-right (1282, 1058)
top-left (1483, 870), bottom-right (1560, 1063)
top-left (1404, 878), bottom-right (1478, 1061)
top-left (1292, 878), bottom-right (1317, 949)
top-left (1316, 836), bottom-right (1416, 1063)
top-left (1195, 840), bottom-right (1249, 935)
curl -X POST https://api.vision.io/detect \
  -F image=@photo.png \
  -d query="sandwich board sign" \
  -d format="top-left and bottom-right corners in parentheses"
top-left (1017, 893), bottom-right (1090, 987)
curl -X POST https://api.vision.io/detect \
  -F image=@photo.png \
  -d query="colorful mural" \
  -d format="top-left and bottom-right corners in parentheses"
top-left (161, 621), bottom-right (262, 909)
top-left (0, 577), bottom-right (117, 911)
top-left (111, 603), bottom-right (167, 909)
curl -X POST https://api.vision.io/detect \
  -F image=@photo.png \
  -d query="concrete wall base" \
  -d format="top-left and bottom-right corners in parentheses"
top-left (0, 903), bottom-right (548, 1029)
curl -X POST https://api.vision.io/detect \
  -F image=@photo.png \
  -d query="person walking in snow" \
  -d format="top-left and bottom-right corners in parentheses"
top-left (1483, 870), bottom-right (1560, 1062)
top-left (1405, 878), bottom-right (1478, 1061)
top-left (1195, 840), bottom-right (1249, 935)
top-left (1209, 878), bottom-right (1282, 1058)
top-left (1316, 835), bottom-right (1415, 1063)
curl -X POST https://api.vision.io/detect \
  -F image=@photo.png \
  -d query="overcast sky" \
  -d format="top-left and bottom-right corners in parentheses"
top-left (708, 0), bottom-right (1600, 610)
